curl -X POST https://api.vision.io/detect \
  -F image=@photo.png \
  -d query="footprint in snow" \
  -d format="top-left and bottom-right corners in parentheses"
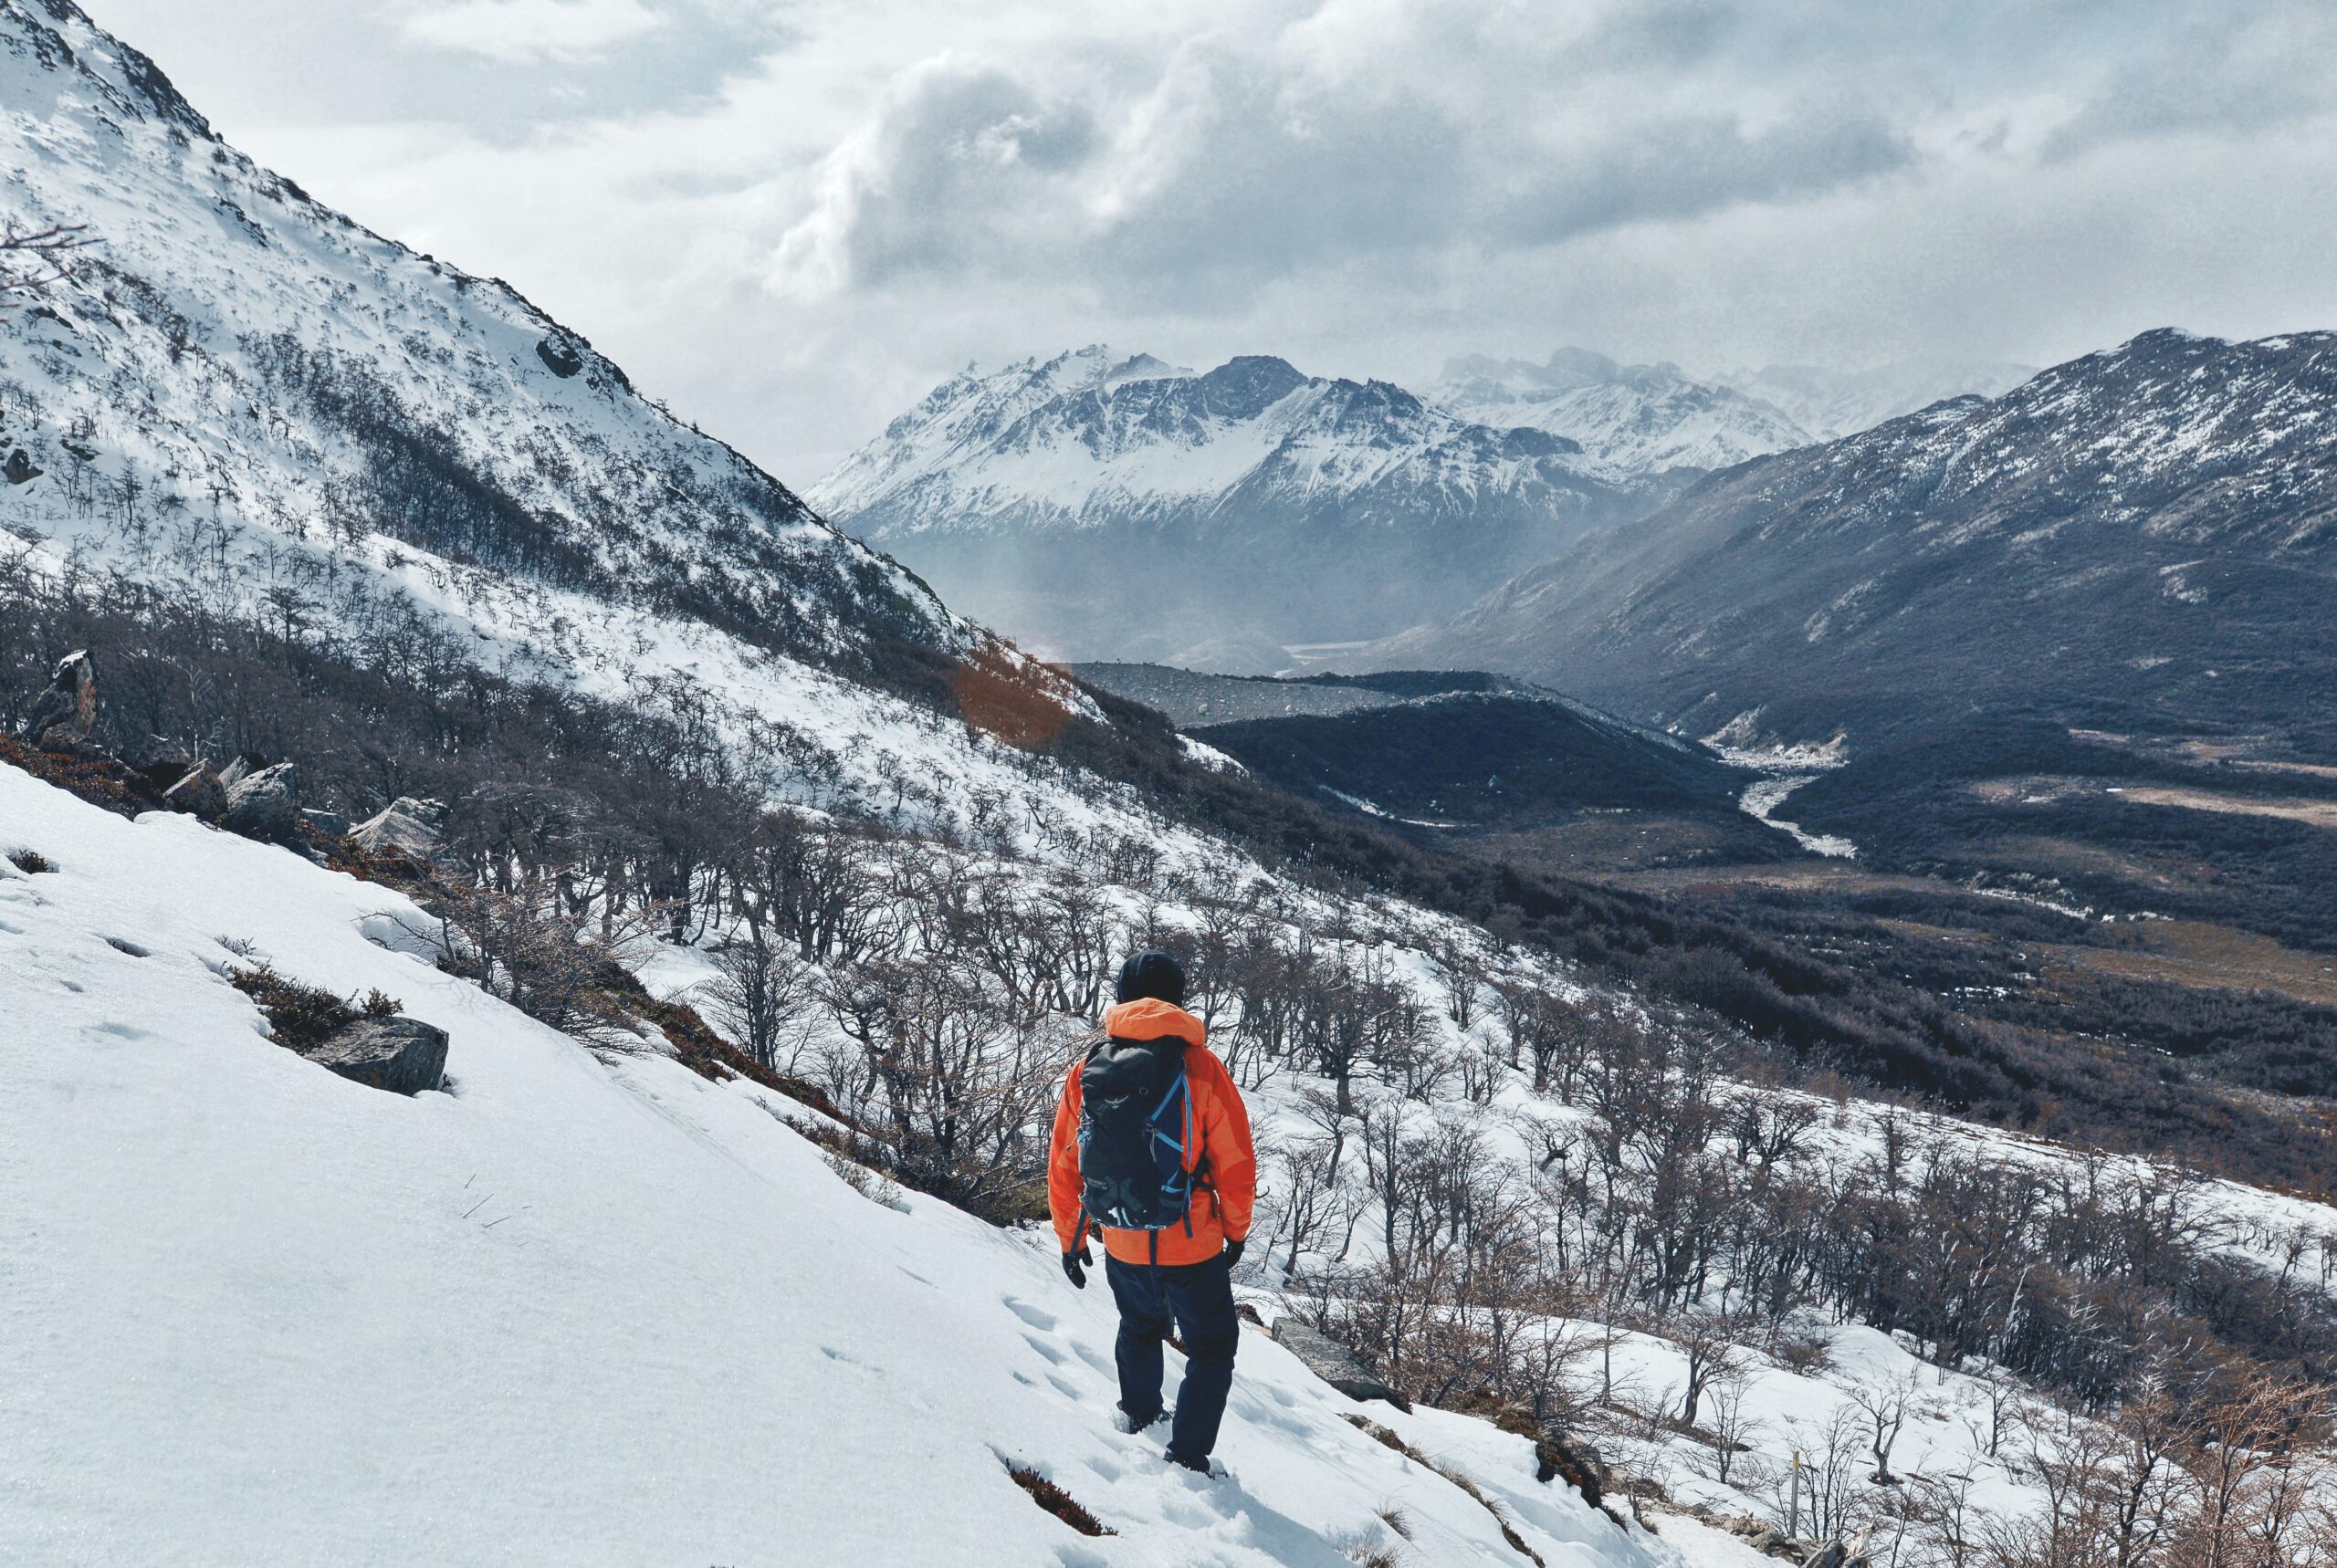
top-left (1001, 1295), bottom-right (1057, 1333)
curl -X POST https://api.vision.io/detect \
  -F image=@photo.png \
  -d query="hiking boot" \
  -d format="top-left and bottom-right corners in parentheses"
top-left (1167, 1450), bottom-right (1230, 1479)
top-left (1115, 1406), bottom-right (1169, 1435)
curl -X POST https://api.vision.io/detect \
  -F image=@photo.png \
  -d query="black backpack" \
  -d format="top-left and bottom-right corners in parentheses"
top-left (1077, 1035), bottom-right (1197, 1235)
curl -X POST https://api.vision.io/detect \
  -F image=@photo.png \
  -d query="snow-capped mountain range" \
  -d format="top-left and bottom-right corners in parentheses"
top-left (1383, 328), bottom-right (2337, 748)
top-left (811, 345), bottom-right (1642, 663)
top-left (813, 345), bottom-right (2031, 665)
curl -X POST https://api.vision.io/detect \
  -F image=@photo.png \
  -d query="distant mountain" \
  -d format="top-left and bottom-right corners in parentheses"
top-left (1718, 357), bottom-right (2036, 442)
top-left (809, 347), bottom-right (1643, 664)
top-left (1385, 329), bottom-right (2337, 752)
top-left (1430, 347), bottom-right (1815, 474)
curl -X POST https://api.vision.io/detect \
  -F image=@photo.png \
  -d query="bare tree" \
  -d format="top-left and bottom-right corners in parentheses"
top-left (700, 925), bottom-right (818, 1074)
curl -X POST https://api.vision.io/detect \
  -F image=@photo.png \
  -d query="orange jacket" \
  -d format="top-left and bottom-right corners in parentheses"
top-left (1048, 998), bottom-right (1256, 1268)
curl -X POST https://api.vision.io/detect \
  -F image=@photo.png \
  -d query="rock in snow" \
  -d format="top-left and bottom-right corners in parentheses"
top-left (302, 1015), bottom-right (448, 1095)
top-left (16, 649), bottom-right (95, 747)
top-left (161, 763), bottom-right (228, 821)
top-left (221, 762), bottom-right (299, 839)
top-left (350, 797), bottom-right (445, 861)
top-left (1270, 1317), bottom-right (1410, 1409)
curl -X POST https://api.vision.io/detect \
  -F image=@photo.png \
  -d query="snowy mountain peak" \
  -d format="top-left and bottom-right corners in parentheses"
top-left (1430, 346), bottom-right (1815, 475)
top-left (809, 350), bottom-right (1640, 659)
top-left (3, 0), bottom-right (213, 139)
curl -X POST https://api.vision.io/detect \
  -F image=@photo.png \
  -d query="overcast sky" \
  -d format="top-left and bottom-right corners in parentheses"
top-left (89, 0), bottom-right (2337, 484)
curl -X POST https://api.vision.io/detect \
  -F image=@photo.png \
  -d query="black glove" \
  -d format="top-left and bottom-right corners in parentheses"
top-left (1222, 1237), bottom-right (1246, 1273)
top-left (1063, 1241), bottom-right (1093, 1290)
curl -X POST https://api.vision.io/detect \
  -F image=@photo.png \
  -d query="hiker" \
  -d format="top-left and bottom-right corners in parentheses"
top-left (1048, 950), bottom-right (1256, 1475)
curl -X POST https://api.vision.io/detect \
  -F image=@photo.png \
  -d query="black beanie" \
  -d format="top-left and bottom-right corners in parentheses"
top-left (1116, 950), bottom-right (1187, 1007)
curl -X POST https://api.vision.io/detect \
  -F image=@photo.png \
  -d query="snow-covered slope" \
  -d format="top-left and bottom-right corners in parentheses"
top-left (1430, 349), bottom-right (1815, 475)
top-left (810, 347), bottom-right (1641, 663)
top-left (0, 0), bottom-right (960, 665)
top-left (0, 760), bottom-right (1675, 1568)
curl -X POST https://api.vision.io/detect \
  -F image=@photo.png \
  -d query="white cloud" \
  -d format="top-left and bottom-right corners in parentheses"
top-left (401, 0), bottom-right (666, 65)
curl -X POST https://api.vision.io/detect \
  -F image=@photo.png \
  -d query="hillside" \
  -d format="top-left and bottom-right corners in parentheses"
top-left (809, 347), bottom-right (1643, 663)
top-left (0, 759), bottom-right (1669, 1568)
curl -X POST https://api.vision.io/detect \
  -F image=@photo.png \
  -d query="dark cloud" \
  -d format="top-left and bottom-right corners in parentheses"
top-left (2041, 8), bottom-right (2337, 161)
top-left (839, 67), bottom-right (1099, 286)
top-left (1490, 109), bottom-right (1913, 246)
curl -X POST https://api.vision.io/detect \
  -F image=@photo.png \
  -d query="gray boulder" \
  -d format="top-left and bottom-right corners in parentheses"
top-left (1270, 1318), bottom-right (1410, 1409)
top-left (18, 649), bottom-right (93, 746)
top-left (351, 797), bottom-right (445, 861)
top-left (127, 733), bottom-right (193, 787)
top-left (222, 762), bottom-right (299, 838)
top-left (301, 807), bottom-right (351, 838)
top-left (217, 756), bottom-right (251, 789)
top-left (305, 1015), bottom-right (448, 1095)
top-left (162, 763), bottom-right (228, 821)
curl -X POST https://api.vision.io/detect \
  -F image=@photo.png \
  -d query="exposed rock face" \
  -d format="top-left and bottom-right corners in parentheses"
top-left (221, 762), bottom-right (299, 838)
top-left (535, 335), bottom-right (583, 378)
top-left (162, 763), bottom-right (227, 821)
top-left (18, 650), bottom-right (94, 745)
top-left (5, 447), bottom-right (42, 484)
top-left (1268, 1318), bottom-right (1410, 1409)
top-left (351, 797), bottom-right (445, 861)
top-left (303, 1015), bottom-right (448, 1095)
top-left (300, 807), bottom-right (351, 837)
top-left (217, 756), bottom-right (251, 789)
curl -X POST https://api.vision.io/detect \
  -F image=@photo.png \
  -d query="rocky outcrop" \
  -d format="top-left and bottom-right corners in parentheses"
top-left (17, 649), bottom-right (94, 747)
top-left (303, 1015), bottom-right (448, 1095)
top-left (536, 334), bottom-right (583, 378)
top-left (162, 763), bottom-right (227, 821)
top-left (221, 762), bottom-right (299, 838)
top-left (126, 733), bottom-right (193, 789)
top-left (350, 797), bottom-right (445, 861)
top-left (1269, 1318), bottom-right (1410, 1409)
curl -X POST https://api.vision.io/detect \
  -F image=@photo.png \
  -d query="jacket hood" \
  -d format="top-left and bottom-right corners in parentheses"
top-left (1104, 998), bottom-right (1205, 1047)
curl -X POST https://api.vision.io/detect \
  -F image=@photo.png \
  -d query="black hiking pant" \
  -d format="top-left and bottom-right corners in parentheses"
top-left (1104, 1251), bottom-right (1240, 1464)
